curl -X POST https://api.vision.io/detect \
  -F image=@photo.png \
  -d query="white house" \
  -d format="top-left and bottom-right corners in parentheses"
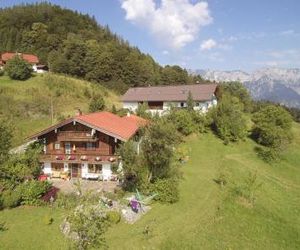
top-left (122, 84), bottom-right (218, 115)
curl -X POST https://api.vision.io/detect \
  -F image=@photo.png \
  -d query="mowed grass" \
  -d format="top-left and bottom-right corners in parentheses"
top-left (1, 124), bottom-right (299, 249)
top-left (0, 74), bottom-right (121, 146)
top-left (0, 206), bottom-right (69, 250)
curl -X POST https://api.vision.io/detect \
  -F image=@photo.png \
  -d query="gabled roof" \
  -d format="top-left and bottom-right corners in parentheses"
top-left (122, 84), bottom-right (218, 102)
top-left (1, 52), bottom-right (39, 64)
top-left (29, 111), bottom-right (147, 141)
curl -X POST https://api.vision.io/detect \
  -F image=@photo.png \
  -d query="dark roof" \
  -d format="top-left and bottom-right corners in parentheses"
top-left (29, 112), bottom-right (148, 142)
top-left (122, 84), bottom-right (218, 102)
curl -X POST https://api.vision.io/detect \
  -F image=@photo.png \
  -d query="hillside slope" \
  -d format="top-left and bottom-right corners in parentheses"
top-left (105, 124), bottom-right (300, 249)
top-left (1, 124), bottom-right (299, 249)
top-left (0, 74), bottom-right (120, 146)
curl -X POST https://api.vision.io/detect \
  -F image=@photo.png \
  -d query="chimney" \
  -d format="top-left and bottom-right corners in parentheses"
top-left (75, 108), bottom-right (82, 116)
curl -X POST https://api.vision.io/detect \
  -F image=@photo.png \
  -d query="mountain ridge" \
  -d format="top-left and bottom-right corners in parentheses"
top-left (195, 67), bottom-right (300, 108)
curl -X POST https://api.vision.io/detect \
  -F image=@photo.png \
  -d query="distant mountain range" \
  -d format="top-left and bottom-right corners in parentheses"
top-left (195, 68), bottom-right (300, 108)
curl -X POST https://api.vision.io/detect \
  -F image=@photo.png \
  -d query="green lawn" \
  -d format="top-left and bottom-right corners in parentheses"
top-left (1, 124), bottom-right (300, 249)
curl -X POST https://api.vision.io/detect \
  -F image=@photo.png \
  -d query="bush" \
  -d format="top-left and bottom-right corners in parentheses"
top-left (252, 105), bottom-right (293, 149)
top-left (166, 109), bottom-right (196, 136)
top-left (89, 94), bottom-right (105, 112)
top-left (231, 171), bottom-right (262, 205)
top-left (1, 190), bottom-right (22, 208)
top-left (17, 180), bottom-right (51, 205)
top-left (106, 211), bottom-right (121, 224)
top-left (43, 214), bottom-right (54, 225)
top-left (212, 95), bottom-right (247, 143)
top-left (0, 69), bottom-right (4, 76)
top-left (148, 178), bottom-right (179, 203)
top-left (255, 146), bottom-right (280, 163)
top-left (5, 56), bottom-right (32, 80)
top-left (54, 192), bottom-right (79, 209)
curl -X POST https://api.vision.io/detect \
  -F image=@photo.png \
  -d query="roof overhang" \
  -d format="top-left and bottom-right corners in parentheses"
top-left (28, 118), bottom-right (128, 142)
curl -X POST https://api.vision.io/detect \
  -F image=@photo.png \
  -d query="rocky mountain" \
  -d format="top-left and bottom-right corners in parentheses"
top-left (196, 68), bottom-right (300, 108)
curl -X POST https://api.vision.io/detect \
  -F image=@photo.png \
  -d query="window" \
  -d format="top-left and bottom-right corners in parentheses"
top-left (86, 142), bottom-right (96, 150)
top-left (180, 102), bottom-right (185, 108)
top-left (195, 102), bottom-right (200, 107)
top-left (54, 143), bottom-right (60, 150)
top-left (65, 142), bottom-right (71, 154)
top-left (51, 163), bottom-right (63, 171)
top-left (88, 164), bottom-right (102, 173)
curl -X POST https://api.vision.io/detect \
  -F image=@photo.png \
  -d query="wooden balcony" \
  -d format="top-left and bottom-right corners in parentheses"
top-left (57, 131), bottom-right (98, 142)
top-left (40, 153), bottom-right (118, 164)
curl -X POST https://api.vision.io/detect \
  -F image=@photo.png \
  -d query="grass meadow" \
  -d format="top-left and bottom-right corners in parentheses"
top-left (1, 123), bottom-right (299, 249)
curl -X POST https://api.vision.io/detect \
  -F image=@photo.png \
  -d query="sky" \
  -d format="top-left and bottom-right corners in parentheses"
top-left (1, 0), bottom-right (300, 71)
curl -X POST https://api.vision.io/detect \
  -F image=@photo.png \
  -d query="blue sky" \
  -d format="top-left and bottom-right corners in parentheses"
top-left (1, 0), bottom-right (300, 71)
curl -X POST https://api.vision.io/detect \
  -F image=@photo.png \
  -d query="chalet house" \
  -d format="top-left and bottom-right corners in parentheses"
top-left (29, 111), bottom-right (147, 181)
top-left (0, 52), bottom-right (47, 73)
top-left (122, 84), bottom-right (218, 115)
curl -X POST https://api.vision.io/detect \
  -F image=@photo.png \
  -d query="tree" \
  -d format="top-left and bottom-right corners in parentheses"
top-left (136, 102), bottom-right (151, 119)
top-left (118, 140), bottom-right (146, 190)
top-left (220, 82), bottom-right (252, 112)
top-left (252, 105), bottom-right (293, 150)
top-left (0, 142), bottom-right (42, 182)
top-left (186, 91), bottom-right (195, 111)
top-left (5, 56), bottom-right (32, 80)
top-left (66, 205), bottom-right (107, 250)
top-left (142, 119), bottom-right (180, 182)
top-left (89, 94), bottom-right (105, 112)
top-left (166, 109), bottom-right (196, 136)
top-left (212, 95), bottom-right (247, 143)
top-left (0, 119), bottom-right (13, 166)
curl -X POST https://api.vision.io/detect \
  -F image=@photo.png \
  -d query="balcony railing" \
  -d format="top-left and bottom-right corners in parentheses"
top-left (40, 153), bottom-right (118, 164)
top-left (57, 131), bottom-right (98, 142)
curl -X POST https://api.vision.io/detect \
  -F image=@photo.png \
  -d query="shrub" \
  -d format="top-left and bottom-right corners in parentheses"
top-left (252, 105), bottom-right (293, 150)
top-left (0, 221), bottom-right (7, 231)
top-left (17, 180), bottom-right (51, 205)
top-left (212, 95), bottom-right (247, 143)
top-left (89, 94), bottom-right (105, 112)
top-left (231, 171), bottom-right (262, 205)
top-left (106, 211), bottom-right (121, 224)
top-left (54, 192), bottom-right (79, 209)
top-left (167, 109), bottom-right (196, 136)
top-left (136, 103), bottom-right (152, 119)
top-left (66, 205), bottom-right (107, 250)
top-left (0, 69), bottom-right (4, 76)
top-left (1, 189), bottom-right (22, 208)
top-left (149, 178), bottom-right (179, 203)
top-left (255, 146), bottom-right (280, 163)
top-left (43, 214), bottom-right (54, 225)
top-left (5, 56), bottom-right (32, 80)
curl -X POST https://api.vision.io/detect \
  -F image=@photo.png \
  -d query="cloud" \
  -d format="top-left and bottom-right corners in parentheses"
top-left (121, 0), bottom-right (212, 49)
top-left (200, 39), bottom-right (217, 50)
top-left (162, 50), bottom-right (169, 55)
top-left (279, 29), bottom-right (295, 36)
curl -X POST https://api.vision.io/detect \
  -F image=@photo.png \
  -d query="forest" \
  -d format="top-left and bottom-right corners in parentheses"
top-left (0, 2), bottom-right (208, 92)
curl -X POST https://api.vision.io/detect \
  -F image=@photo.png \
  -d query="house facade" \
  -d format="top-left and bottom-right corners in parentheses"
top-left (122, 84), bottom-right (218, 116)
top-left (0, 52), bottom-right (46, 73)
top-left (29, 111), bottom-right (147, 181)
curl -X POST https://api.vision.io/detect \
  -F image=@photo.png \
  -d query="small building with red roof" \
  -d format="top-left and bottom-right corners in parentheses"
top-left (29, 111), bottom-right (148, 180)
top-left (0, 52), bottom-right (47, 73)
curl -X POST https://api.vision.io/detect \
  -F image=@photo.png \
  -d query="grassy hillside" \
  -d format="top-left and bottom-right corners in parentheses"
top-left (1, 124), bottom-right (299, 249)
top-left (0, 74), bottom-right (120, 146)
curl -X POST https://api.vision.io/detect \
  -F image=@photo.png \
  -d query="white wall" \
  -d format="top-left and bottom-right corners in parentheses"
top-left (123, 102), bottom-right (139, 112)
top-left (81, 163), bottom-right (88, 177)
top-left (43, 162), bottom-right (52, 175)
top-left (102, 164), bottom-right (112, 180)
top-left (123, 97), bottom-right (217, 116)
